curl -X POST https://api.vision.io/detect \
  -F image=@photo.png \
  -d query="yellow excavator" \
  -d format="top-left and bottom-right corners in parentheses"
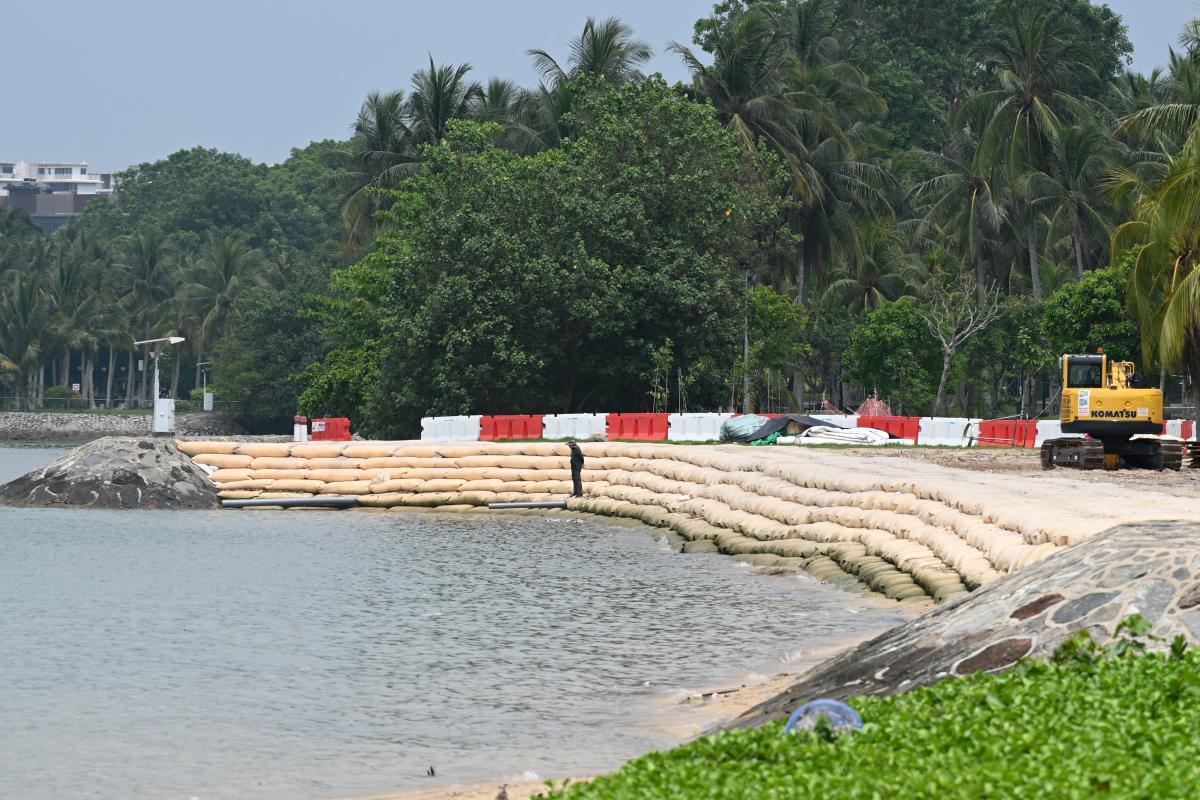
top-left (1041, 352), bottom-right (1184, 470)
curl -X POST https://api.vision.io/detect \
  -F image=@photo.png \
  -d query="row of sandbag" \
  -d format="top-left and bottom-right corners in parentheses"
top-left (179, 440), bottom-right (1050, 599)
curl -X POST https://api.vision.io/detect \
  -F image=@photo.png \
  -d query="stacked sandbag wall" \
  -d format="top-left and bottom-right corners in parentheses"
top-left (180, 440), bottom-right (1074, 604)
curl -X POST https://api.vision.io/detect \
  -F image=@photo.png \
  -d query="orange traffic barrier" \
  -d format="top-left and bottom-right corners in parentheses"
top-left (605, 413), bottom-right (669, 441)
top-left (480, 415), bottom-right (545, 440)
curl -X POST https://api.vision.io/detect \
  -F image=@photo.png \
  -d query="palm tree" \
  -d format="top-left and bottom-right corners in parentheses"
top-left (959, 0), bottom-right (1095, 301)
top-left (1025, 119), bottom-right (1121, 279)
top-left (1111, 129), bottom-right (1200, 422)
top-left (0, 270), bottom-right (49, 408)
top-left (529, 17), bottom-right (652, 87)
top-left (119, 229), bottom-right (175, 405)
top-left (819, 220), bottom-right (925, 311)
top-left (912, 127), bottom-right (1007, 305)
top-left (474, 78), bottom-right (541, 153)
top-left (407, 58), bottom-right (482, 145)
top-left (327, 90), bottom-right (414, 256)
top-left (179, 231), bottom-right (271, 356)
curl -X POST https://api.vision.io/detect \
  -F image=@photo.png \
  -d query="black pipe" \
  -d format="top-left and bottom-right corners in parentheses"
top-left (221, 495), bottom-right (360, 509)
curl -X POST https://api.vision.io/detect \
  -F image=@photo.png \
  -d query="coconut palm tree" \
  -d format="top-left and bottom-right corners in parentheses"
top-left (0, 270), bottom-right (49, 408)
top-left (959, 0), bottom-right (1095, 301)
top-left (327, 90), bottom-right (415, 256)
top-left (1026, 119), bottom-right (1122, 279)
top-left (529, 16), bottom-right (652, 87)
top-left (407, 58), bottom-right (482, 145)
top-left (119, 229), bottom-right (175, 405)
top-left (1111, 129), bottom-right (1200, 422)
top-left (819, 220), bottom-right (926, 311)
top-left (178, 231), bottom-right (271, 356)
top-left (912, 127), bottom-right (1008, 305)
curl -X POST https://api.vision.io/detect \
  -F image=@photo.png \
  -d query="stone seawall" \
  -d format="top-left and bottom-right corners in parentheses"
top-left (181, 439), bottom-right (1200, 604)
top-left (0, 411), bottom-right (246, 441)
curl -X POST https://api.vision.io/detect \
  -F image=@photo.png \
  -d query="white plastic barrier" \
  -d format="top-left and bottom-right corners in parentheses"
top-left (809, 414), bottom-right (859, 429)
top-left (667, 412), bottom-right (735, 442)
top-left (1165, 419), bottom-right (1188, 439)
top-left (1034, 419), bottom-right (1085, 446)
top-left (543, 413), bottom-right (607, 440)
top-left (918, 417), bottom-right (979, 447)
top-left (420, 415), bottom-right (482, 441)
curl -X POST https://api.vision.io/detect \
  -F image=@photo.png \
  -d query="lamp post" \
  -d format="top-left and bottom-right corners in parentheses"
top-left (196, 361), bottom-right (212, 412)
top-left (738, 258), bottom-right (752, 415)
top-left (133, 336), bottom-right (185, 433)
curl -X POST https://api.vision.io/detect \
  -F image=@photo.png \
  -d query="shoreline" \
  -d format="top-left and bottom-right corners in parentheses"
top-left (341, 611), bottom-right (912, 800)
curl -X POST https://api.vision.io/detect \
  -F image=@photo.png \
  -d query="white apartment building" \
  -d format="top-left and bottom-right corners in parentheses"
top-left (0, 160), bottom-right (116, 196)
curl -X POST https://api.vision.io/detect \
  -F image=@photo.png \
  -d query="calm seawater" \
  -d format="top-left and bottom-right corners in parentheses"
top-left (0, 444), bottom-right (908, 799)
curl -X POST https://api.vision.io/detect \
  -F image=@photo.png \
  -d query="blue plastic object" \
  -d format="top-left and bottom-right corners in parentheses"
top-left (783, 699), bottom-right (863, 735)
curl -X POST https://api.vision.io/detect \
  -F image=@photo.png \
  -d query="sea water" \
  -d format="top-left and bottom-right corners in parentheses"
top-left (0, 444), bottom-right (908, 799)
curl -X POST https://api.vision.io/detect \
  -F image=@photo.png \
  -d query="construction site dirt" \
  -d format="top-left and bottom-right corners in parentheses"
top-left (856, 446), bottom-right (1200, 497)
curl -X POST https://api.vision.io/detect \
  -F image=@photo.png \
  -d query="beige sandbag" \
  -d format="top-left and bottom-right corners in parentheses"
top-left (401, 468), bottom-right (456, 480)
top-left (286, 444), bottom-right (343, 459)
top-left (496, 456), bottom-right (541, 470)
top-left (220, 479), bottom-right (276, 490)
top-left (342, 444), bottom-right (400, 458)
top-left (269, 480), bottom-right (325, 493)
top-left (390, 445), bottom-right (440, 458)
top-left (308, 457), bottom-right (365, 470)
top-left (235, 443), bottom-right (292, 458)
top-left (218, 489), bottom-right (262, 499)
top-left (177, 441), bottom-right (238, 456)
top-left (359, 457), bottom-right (420, 469)
top-left (451, 491), bottom-right (497, 506)
top-left (517, 442), bottom-right (569, 457)
top-left (250, 457), bottom-right (308, 470)
top-left (256, 492), bottom-right (314, 500)
top-left (417, 478), bottom-right (466, 493)
top-left (402, 492), bottom-right (456, 507)
top-left (208, 468), bottom-right (253, 483)
top-left (194, 453), bottom-right (253, 469)
top-left (248, 469), bottom-right (311, 481)
top-left (436, 445), bottom-right (488, 459)
top-left (319, 480), bottom-right (374, 495)
top-left (358, 492), bottom-right (409, 508)
top-left (307, 469), bottom-right (365, 482)
top-left (370, 478), bottom-right (424, 494)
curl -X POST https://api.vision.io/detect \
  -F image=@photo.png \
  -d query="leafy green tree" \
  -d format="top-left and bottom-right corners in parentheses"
top-left (844, 300), bottom-right (940, 414)
top-left (529, 17), bottom-right (653, 87)
top-left (1042, 265), bottom-right (1139, 360)
top-left (214, 258), bottom-right (327, 433)
top-left (303, 79), bottom-right (791, 436)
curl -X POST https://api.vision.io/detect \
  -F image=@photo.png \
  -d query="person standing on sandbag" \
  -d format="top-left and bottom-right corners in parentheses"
top-left (568, 441), bottom-right (585, 497)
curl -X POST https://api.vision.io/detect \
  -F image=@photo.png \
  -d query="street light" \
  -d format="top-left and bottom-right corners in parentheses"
top-left (133, 336), bottom-right (185, 416)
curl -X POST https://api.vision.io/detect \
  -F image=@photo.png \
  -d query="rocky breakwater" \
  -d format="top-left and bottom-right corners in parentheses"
top-left (0, 436), bottom-right (219, 509)
top-left (0, 411), bottom-right (246, 441)
top-left (180, 440), bottom-right (1200, 603)
top-left (729, 519), bottom-right (1200, 728)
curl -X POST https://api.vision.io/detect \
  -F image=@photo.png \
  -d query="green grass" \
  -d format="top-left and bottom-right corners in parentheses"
top-left (544, 629), bottom-right (1200, 799)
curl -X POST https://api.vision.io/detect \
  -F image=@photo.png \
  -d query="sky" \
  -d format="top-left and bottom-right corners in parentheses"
top-left (2, 0), bottom-right (1197, 170)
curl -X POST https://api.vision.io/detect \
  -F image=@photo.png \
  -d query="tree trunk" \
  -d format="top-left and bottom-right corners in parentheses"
top-left (1073, 220), bottom-right (1086, 280)
top-left (170, 355), bottom-right (181, 399)
top-left (1027, 223), bottom-right (1042, 303)
top-left (933, 348), bottom-right (955, 416)
top-left (83, 355), bottom-right (94, 408)
top-left (795, 251), bottom-right (807, 306)
top-left (59, 352), bottom-right (69, 388)
top-left (974, 247), bottom-right (987, 306)
top-left (125, 350), bottom-right (135, 409)
top-left (105, 349), bottom-right (115, 409)
top-left (791, 369), bottom-right (804, 408)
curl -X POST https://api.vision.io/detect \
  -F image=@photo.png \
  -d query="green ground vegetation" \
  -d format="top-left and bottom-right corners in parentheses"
top-left (5, 1), bottom-right (1200, 433)
top-left (542, 623), bottom-right (1200, 799)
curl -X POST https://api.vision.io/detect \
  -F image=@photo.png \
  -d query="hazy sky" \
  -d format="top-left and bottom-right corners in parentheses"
top-left (2, 0), bottom-right (1197, 170)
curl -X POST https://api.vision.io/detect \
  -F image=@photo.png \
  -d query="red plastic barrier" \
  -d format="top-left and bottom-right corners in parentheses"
top-left (978, 419), bottom-right (1039, 447)
top-left (480, 414), bottom-right (545, 440)
top-left (858, 415), bottom-right (921, 443)
top-left (1185, 420), bottom-right (1196, 441)
top-left (606, 413), bottom-right (669, 441)
top-left (311, 417), bottom-right (352, 441)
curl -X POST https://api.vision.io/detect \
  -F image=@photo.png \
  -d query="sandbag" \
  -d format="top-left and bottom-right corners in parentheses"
top-left (308, 457), bottom-right (365, 470)
top-left (235, 443), bottom-right (293, 458)
top-left (207, 468), bottom-right (253, 483)
top-left (269, 480), bottom-right (325, 493)
top-left (319, 480), bottom-right (374, 495)
top-left (250, 457), bottom-right (308, 470)
top-left (193, 453), bottom-right (253, 469)
top-left (341, 444), bottom-right (400, 458)
top-left (177, 441), bottom-right (238, 456)
top-left (289, 443), bottom-right (347, 458)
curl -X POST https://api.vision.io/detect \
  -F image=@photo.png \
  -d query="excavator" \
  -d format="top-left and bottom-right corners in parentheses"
top-left (1041, 352), bottom-right (1185, 471)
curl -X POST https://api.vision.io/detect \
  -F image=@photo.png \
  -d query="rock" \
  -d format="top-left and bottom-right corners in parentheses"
top-left (727, 520), bottom-right (1200, 730)
top-left (0, 436), bottom-right (219, 509)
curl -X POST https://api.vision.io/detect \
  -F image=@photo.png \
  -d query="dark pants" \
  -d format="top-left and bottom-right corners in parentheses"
top-left (572, 472), bottom-right (583, 497)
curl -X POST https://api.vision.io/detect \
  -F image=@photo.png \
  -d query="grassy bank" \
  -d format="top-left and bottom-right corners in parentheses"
top-left (543, 625), bottom-right (1200, 799)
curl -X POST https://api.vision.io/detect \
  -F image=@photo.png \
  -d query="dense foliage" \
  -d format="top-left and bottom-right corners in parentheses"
top-left (7, 0), bottom-right (1200, 431)
top-left (544, 628), bottom-right (1200, 799)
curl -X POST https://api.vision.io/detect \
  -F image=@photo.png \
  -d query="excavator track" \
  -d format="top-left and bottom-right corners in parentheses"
top-left (1041, 437), bottom-right (1106, 470)
top-left (1153, 439), bottom-right (1186, 471)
